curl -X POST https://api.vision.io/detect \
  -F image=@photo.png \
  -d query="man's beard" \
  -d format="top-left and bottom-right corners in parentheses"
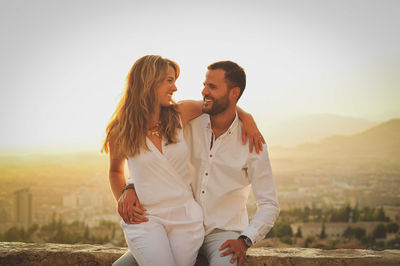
top-left (202, 93), bottom-right (230, 115)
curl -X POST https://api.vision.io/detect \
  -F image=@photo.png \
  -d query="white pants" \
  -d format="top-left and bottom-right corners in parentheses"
top-left (200, 229), bottom-right (241, 266)
top-left (120, 200), bottom-right (204, 266)
top-left (113, 229), bottom-right (240, 266)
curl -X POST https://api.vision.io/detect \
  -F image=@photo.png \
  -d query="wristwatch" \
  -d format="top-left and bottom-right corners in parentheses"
top-left (238, 235), bottom-right (252, 248)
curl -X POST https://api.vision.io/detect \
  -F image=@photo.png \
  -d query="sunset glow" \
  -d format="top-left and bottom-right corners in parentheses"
top-left (1, 0), bottom-right (399, 154)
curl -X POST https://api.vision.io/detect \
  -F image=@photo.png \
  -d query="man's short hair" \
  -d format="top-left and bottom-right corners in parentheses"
top-left (208, 61), bottom-right (246, 100)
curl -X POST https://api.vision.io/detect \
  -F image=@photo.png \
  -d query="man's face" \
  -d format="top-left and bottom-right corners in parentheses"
top-left (202, 69), bottom-right (231, 115)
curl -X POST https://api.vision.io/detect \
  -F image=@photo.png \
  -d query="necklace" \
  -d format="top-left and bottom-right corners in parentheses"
top-left (147, 121), bottom-right (161, 137)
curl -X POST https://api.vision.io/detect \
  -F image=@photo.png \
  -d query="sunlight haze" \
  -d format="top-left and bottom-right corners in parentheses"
top-left (1, 0), bottom-right (399, 154)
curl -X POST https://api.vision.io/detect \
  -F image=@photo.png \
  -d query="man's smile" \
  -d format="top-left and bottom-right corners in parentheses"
top-left (203, 97), bottom-right (214, 106)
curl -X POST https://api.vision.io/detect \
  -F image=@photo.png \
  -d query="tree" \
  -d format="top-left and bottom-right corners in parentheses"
top-left (344, 204), bottom-right (351, 222)
top-left (361, 207), bottom-right (375, 221)
top-left (303, 206), bottom-right (310, 222)
top-left (265, 228), bottom-right (275, 238)
top-left (386, 237), bottom-right (400, 249)
top-left (387, 222), bottom-right (399, 233)
top-left (111, 223), bottom-right (116, 239)
top-left (373, 224), bottom-right (387, 239)
top-left (27, 224), bottom-right (39, 235)
top-left (102, 235), bottom-right (110, 244)
top-left (53, 222), bottom-right (65, 243)
top-left (4, 227), bottom-right (23, 242)
top-left (353, 227), bottom-right (366, 240)
top-left (375, 207), bottom-right (389, 222)
top-left (319, 223), bottom-right (327, 239)
top-left (84, 225), bottom-right (90, 241)
top-left (304, 237), bottom-right (314, 248)
top-left (352, 205), bottom-right (360, 222)
top-left (330, 204), bottom-right (352, 222)
top-left (280, 235), bottom-right (292, 245)
top-left (274, 222), bottom-right (293, 238)
top-left (50, 212), bottom-right (57, 231)
top-left (295, 227), bottom-right (302, 238)
top-left (343, 226), bottom-right (353, 238)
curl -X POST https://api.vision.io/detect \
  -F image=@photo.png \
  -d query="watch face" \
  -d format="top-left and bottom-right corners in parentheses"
top-left (240, 236), bottom-right (251, 247)
top-left (245, 238), bottom-right (252, 247)
top-left (239, 235), bottom-right (252, 247)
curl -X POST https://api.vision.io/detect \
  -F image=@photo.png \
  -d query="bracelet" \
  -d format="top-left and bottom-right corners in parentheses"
top-left (121, 184), bottom-right (135, 195)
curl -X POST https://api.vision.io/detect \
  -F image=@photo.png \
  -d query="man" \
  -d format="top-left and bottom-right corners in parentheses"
top-left (114, 61), bottom-right (279, 266)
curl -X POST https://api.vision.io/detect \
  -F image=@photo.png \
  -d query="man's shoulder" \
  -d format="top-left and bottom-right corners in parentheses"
top-left (192, 113), bottom-right (209, 122)
top-left (184, 113), bottom-right (208, 139)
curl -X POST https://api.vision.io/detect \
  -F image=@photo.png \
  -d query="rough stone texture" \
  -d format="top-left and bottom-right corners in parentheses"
top-left (245, 247), bottom-right (400, 266)
top-left (1, 242), bottom-right (400, 266)
top-left (0, 242), bottom-right (123, 266)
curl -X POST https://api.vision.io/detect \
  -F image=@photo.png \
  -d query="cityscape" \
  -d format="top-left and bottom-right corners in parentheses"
top-left (0, 119), bottom-right (399, 249)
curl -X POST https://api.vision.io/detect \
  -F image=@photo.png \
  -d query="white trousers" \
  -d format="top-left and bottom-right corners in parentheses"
top-left (120, 200), bottom-right (204, 266)
top-left (113, 229), bottom-right (240, 266)
top-left (200, 229), bottom-right (241, 266)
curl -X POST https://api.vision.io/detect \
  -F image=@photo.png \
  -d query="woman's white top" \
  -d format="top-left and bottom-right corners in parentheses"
top-left (126, 121), bottom-right (197, 216)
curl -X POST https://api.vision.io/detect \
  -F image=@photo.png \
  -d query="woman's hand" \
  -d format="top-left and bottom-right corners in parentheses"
top-left (118, 188), bottom-right (148, 224)
top-left (240, 113), bottom-right (266, 154)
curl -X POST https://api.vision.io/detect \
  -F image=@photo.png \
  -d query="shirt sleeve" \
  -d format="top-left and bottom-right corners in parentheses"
top-left (240, 143), bottom-right (280, 244)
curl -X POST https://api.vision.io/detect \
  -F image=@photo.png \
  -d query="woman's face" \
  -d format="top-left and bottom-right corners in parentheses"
top-left (157, 65), bottom-right (177, 107)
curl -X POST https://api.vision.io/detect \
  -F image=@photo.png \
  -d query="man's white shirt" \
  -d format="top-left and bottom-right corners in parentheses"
top-left (184, 113), bottom-right (280, 244)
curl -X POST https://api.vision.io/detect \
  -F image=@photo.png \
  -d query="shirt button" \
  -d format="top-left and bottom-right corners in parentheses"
top-left (205, 173), bottom-right (208, 176)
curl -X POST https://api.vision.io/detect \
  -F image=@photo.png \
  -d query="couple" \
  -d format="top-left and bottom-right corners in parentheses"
top-left (102, 55), bottom-right (279, 266)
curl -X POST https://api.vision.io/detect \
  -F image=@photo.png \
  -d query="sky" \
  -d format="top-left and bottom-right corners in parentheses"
top-left (0, 0), bottom-right (399, 154)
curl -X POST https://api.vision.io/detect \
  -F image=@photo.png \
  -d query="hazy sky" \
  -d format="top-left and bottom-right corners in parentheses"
top-left (1, 0), bottom-right (399, 153)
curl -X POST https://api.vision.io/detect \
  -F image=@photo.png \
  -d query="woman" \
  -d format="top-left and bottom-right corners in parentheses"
top-left (102, 55), bottom-right (263, 266)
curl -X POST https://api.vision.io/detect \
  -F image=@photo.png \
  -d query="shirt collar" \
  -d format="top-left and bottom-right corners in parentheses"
top-left (202, 112), bottom-right (239, 136)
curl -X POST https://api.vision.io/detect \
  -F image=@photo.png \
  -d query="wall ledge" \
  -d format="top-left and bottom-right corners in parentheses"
top-left (1, 242), bottom-right (400, 266)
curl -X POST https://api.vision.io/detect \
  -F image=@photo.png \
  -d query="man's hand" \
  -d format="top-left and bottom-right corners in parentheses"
top-left (118, 188), bottom-right (148, 224)
top-left (219, 239), bottom-right (248, 266)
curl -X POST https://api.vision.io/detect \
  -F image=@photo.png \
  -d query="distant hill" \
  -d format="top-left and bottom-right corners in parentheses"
top-left (259, 114), bottom-right (376, 147)
top-left (272, 119), bottom-right (400, 158)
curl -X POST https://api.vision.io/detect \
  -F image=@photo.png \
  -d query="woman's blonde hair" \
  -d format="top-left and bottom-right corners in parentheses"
top-left (101, 55), bottom-right (181, 157)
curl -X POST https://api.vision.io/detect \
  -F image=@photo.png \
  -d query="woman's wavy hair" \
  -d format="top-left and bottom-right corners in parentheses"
top-left (101, 55), bottom-right (181, 157)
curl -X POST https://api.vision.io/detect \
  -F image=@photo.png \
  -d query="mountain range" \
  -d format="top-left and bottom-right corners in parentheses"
top-left (259, 114), bottom-right (376, 147)
top-left (270, 118), bottom-right (400, 159)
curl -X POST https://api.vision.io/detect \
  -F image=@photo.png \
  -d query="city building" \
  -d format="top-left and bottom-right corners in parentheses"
top-left (13, 188), bottom-right (32, 228)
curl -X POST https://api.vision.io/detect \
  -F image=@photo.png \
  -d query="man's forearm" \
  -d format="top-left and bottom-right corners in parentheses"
top-left (242, 200), bottom-right (280, 244)
top-left (245, 144), bottom-right (280, 243)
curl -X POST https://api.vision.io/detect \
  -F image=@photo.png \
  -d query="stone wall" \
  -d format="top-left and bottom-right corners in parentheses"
top-left (1, 242), bottom-right (400, 266)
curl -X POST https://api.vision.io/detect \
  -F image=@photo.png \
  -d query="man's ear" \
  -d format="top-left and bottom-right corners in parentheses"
top-left (230, 87), bottom-right (240, 102)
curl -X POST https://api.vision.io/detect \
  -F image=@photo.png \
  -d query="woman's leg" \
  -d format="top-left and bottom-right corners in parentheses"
top-left (168, 222), bottom-right (204, 266)
top-left (112, 250), bottom-right (138, 266)
top-left (167, 201), bottom-right (204, 266)
top-left (121, 220), bottom-right (176, 266)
